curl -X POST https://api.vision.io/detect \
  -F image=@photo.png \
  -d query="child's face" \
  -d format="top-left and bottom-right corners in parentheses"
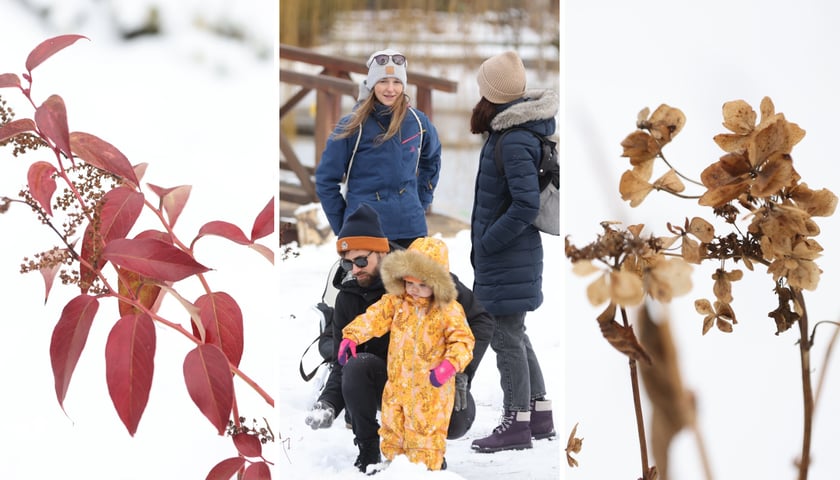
top-left (405, 279), bottom-right (433, 299)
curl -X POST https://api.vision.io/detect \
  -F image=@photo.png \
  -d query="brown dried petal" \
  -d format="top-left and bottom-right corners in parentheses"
top-left (621, 130), bottom-right (660, 163)
top-left (680, 236), bottom-right (704, 264)
top-left (716, 317), bottom-right (734, 333)
top-left (721, 99), bottom-right (757, 135)
top-left (789, 183), bottom-right (838, 217)
top-left (702, 314), bottom-right (715, 335)
top-left (751, 152), bottom-right (795, 198)
top-left (688, 217), bottom-right (715, 243)
top-left (611, 270), bottom-right (646, 307)
top-left (694, 298), bottom-right (713, 315)
top-left (586, 273), bottom-right (610, 306)
top-left (653, 169), bottom-right (685, 193)
top-left (646, 257), bottom-right (693, 303)
top-left (620, 169), bottom-right (654, 207)
top-left (566, 422), bottom-right (583, 467)
top-left (712, 269), bottom-right (733, 303)
top-left (759, 96), bottom-right (776, 125)
top-left (649, 104), bottom-right (686, 142)
top-left (713, 132), bottom-right (752, 154)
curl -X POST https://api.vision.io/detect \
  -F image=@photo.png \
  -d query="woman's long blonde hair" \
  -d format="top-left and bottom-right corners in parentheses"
top-left (334, 92), bottom-right (411, 144)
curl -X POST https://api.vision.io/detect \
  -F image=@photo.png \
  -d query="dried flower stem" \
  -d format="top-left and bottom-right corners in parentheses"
top-left (794, 288), bottom-right (813, 480)
top-left (622, 305), bottom-right (652, 478)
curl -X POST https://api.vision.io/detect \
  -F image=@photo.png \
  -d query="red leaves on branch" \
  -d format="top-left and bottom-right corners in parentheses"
top-left (70, 132), bottom-right (140, 186)
top-left (27, 161), bottom-right (57, 216)
top-left (25, 34), bottom-right (88, 73)
top-left (183, 344), bottom-right (234, 435)
top-left (242, 462), bottom-right (271, 480)
top-left (195, 292), bottom-right (244, 367)
top-left (194, 196), bottom-right (275, 264)
top-left (105, 313), bottom-right (156, 436)
top-left (103, 237), bottom-right (210, 282)
top-left (50, 294), bottom-right (99, 409)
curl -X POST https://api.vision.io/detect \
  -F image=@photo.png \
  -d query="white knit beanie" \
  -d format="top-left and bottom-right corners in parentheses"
top-left (358, 48), bottom-right (408, 101)
top-left (477, 51), bottom-right (527, 104)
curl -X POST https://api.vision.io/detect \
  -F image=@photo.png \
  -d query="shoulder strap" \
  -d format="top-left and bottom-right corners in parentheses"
top-left (407, 107), bottom-right (423, 174)
top-left (342, 124), bottom-right (363, 190)
top-left (299, 337), bottom-right (328, 382)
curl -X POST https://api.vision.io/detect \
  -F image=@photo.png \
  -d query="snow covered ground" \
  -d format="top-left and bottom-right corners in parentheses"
top-left (278, 227), bottom-right (565, 479)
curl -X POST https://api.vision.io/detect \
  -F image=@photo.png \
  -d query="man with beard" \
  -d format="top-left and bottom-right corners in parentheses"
top-left (304, 203), bottom-right (494, 473)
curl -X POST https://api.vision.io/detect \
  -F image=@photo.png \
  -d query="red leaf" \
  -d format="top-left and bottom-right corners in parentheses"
top-left (35, 95), bottom-right (71, 157)
top-left (27, 161), bottom-right (57, 216)
top-left (242, 462), bottom-right (271, 480)
top-left (249, 243), bottom-right (274, 265)
top-left (194, 292), bottom-right (244, 367)
top-left (0, 118), bottom-right (35, 143)
top-left (26, 34), bottom-right (88, 72)
top-left (206, 457), bottom-right (245, 480)
top-left (78, 222), bottom-right (99, 294)
top-left (102, 238), bottom-right (210, 282)
top-left (117, 267), bottom-right (163, 317)
top-left (183, 344), bottom-right (234, 435)
top-left (78, 187), bottom-right (144, 293)
top-left (39, 261), bottom-right (61, 303)
top-left (147, 183), bottom-right (191, 228)
top-left (250, 197), bottom-right (274, 241)
top-left (0, 73), bottom-right (21, 88)
top-left (99, 186), bottom-right (144, 242)
top-left (197, 221), bottom-right (251, 245)
top-left (50, 294), bottom-right (99, 408)
top-left (70, 131), bottom-right (139, 186)
top-left (105, 313), bottom-right (156, 436)
top-left (233, 433), bottom-right (262, 458)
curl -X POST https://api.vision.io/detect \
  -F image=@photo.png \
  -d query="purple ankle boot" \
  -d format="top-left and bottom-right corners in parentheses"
top-left (530, 398), bottom-right (556, 440)
top-left (471, 410), bottom-right (533, 453)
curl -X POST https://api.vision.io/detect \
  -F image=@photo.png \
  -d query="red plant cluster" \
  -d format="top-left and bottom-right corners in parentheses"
top-left (0, 35), bottom-right (274, 479)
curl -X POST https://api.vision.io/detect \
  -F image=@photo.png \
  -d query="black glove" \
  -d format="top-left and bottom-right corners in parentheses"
top-left (453, 373), bottom-right (468, 411)
top-left (304, 401), bottom-right (335, 430)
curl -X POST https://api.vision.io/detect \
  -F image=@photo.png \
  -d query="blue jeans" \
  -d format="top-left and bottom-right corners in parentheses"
top-left (491, 312), bottom-right (547, 411)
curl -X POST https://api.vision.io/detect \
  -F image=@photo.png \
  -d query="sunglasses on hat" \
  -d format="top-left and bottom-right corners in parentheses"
top-left (341, 251), bottom-right (374, 271)
top-left (371, 54), bottom-right (406, 66)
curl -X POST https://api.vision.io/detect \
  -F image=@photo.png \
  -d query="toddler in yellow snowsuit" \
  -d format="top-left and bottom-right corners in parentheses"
top-left (338, 237), bottom-right (475, 471)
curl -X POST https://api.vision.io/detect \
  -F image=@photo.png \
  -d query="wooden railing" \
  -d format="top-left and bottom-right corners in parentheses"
top-left (279, 44), bottom-right (458, 207)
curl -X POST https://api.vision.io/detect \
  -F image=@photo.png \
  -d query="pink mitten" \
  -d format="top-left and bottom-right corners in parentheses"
top-left (429, 359), bottom-right (456, 387)
top-left (337, 338), bottom-right (358, 366)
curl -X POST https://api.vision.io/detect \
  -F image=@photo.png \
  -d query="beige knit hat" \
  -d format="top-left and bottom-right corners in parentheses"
top-left (476, 50), bottom-right (527, 104)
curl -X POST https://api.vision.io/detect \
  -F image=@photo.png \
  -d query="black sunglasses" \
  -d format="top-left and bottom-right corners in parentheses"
top-left (341, 251), bottom-right (374, 271)
top-left (371, 54), bottom-right (406, 66)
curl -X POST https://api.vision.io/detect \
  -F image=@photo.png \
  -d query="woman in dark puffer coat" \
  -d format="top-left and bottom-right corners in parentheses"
top-left (468, 50), bottom-right (558, 453)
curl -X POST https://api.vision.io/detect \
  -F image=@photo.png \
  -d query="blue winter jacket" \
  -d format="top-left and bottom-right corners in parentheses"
top-left (470, 89), bottom-right (559, 316)
top-left (315, 102), bottom-right (442, 241)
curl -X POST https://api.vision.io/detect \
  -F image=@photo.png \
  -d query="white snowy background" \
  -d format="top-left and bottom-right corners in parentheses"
top-left (0, 1), bottom-right (278, 479)
top-left (566, 1), bottom-right (840, 480)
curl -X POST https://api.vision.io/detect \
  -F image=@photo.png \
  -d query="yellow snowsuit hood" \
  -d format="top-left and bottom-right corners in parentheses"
top-left (380, 236), bottom-right (457, 306)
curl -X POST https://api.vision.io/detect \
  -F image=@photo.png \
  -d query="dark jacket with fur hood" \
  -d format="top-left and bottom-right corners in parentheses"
top-left (470, 88), bottom-right (558, 315)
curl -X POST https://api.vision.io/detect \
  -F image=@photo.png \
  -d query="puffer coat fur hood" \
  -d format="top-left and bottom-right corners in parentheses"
top-left (380, 237), bottom-right (457, 307)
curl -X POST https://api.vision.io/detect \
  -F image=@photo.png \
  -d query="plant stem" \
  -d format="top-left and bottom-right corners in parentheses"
top-left (794, 288), bottom-right (813, 480)
top-left (622, 306), bottom-right (651, 478)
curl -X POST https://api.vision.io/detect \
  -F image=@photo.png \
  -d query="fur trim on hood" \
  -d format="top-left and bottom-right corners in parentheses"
top-left (490, 89), bottom-right (559, 134)
top-left (381, 237), bottom-right (457, 306)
